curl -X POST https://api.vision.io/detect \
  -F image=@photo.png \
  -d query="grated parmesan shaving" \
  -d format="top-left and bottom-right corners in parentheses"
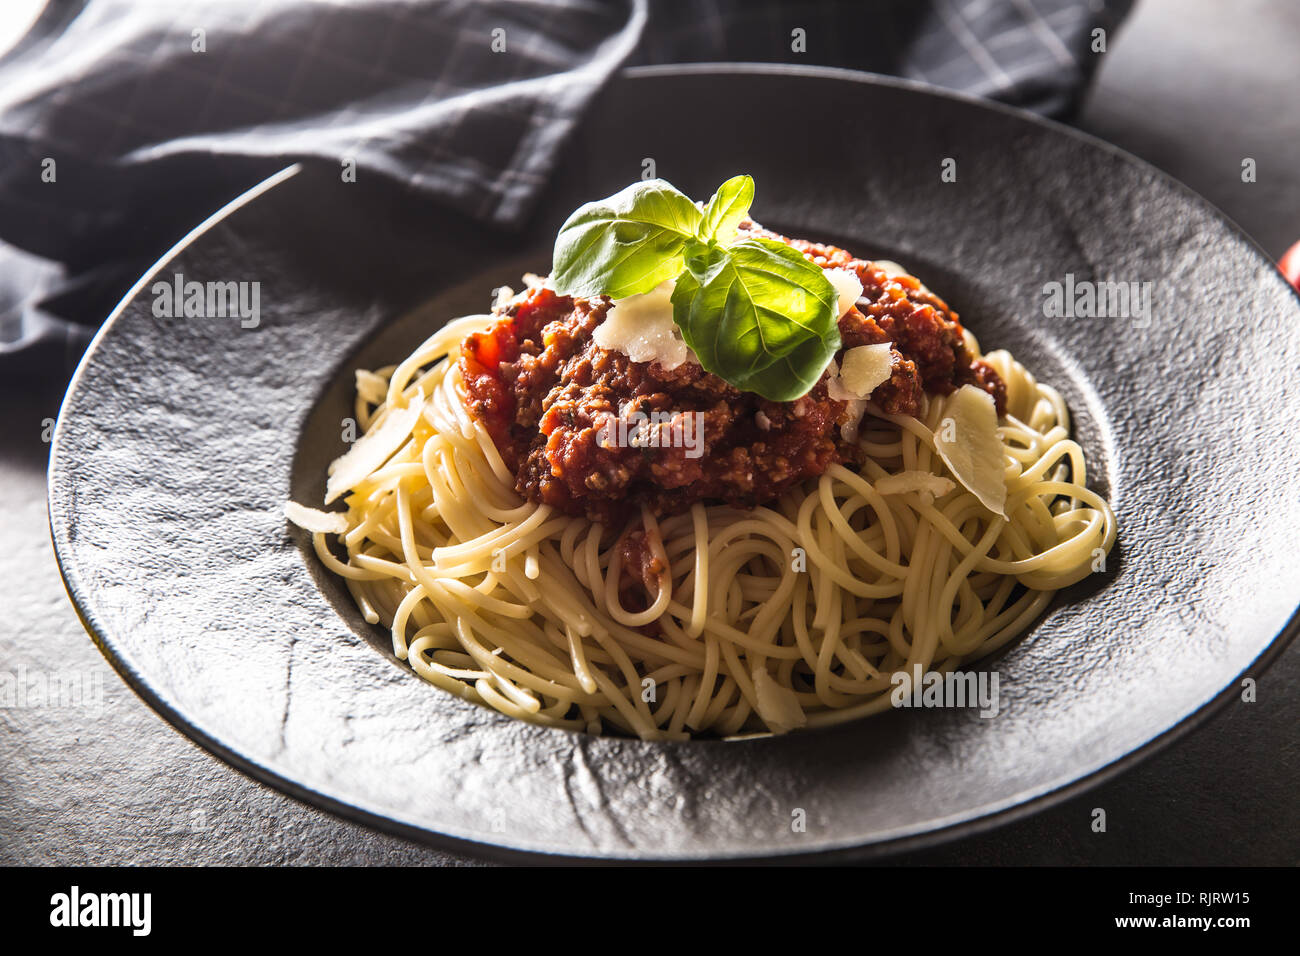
top-left (934, 385), bottom-right (1007, 518)
top-left (354, 368), bottom-right (389, 406)
top-left (753, 667), bottom-right (807, 733)
top-left (324, 389), bottom-right (425, 504)
top-left (594, 280), bottom-right (697, 371)
top-left (824, 267), bottom-right (864, 317)
top-left (838, 343), bottom-right (894, 398)
top-left (284, 501), bottom-right (348, 534)
top-left (826, 343), bottom-right (894, 416)
top-left (491, 285), bottom-right (515, 309)
top-left (839, 399), bottom-right (868, 443)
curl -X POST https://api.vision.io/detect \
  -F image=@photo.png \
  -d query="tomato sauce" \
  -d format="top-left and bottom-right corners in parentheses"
top-left (458, 223), bottom-right (1004, 524)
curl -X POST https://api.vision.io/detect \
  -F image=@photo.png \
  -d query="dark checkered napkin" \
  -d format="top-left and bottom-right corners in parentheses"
top-left (0, 0), bottom-right (1130, 371)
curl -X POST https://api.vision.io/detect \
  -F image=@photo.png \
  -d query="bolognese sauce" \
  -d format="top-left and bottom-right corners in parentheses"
top-left (458, 220), bottom-right (1005, 526)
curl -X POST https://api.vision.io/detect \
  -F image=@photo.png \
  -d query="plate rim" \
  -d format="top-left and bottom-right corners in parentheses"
top-left (47, 63), bottom-right (1300, 863)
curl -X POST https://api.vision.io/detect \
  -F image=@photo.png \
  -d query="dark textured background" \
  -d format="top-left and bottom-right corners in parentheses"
top-left (3, 0), bottom-right (1297, 865)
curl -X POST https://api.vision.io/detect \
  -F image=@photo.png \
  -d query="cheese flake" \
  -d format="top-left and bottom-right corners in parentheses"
top-left (934, 384), bottom-right (1007, 518)
top-left (324, 389), bottom-right (425, 504)
top-left (284, 501), bottom-right (349, 535)
top-left (594, 280), bottom-right (695, 371)
top-left (753, 668), bottom-right (807, 733)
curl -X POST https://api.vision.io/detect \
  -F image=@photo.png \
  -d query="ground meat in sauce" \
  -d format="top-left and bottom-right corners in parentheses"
top-left (457, 219), bottom-right (1006, 527)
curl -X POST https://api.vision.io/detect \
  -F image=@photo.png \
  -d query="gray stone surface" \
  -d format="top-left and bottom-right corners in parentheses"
top-left (2, 0), bottom-right (1296, 865)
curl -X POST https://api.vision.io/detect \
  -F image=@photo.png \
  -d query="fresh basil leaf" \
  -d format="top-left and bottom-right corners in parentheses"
top-left (672, 237), bottom-right (841, 401)
top-left (550, 174), bottom-right (841, 401)
top-left (551, 179), bottom-right (703, 300)
top-left (729, 334), bottom-right (839, 401)
top-left (698, 174), bottom-right (754, 245)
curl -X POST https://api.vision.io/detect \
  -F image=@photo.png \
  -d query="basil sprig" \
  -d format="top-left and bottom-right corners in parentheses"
top-left (551, 175), bottom-right (840, 402)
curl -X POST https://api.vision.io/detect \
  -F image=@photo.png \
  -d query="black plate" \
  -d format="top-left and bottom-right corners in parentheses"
top-left (48, 65), bottom-right (1300, 861)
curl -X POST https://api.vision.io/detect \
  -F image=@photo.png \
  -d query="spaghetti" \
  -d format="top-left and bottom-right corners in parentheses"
top-left (297, 306), bottom-right (1116, 740)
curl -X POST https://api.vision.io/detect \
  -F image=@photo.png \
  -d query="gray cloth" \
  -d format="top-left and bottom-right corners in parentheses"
top-left (0, 0), bottom-right (1132, 375)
